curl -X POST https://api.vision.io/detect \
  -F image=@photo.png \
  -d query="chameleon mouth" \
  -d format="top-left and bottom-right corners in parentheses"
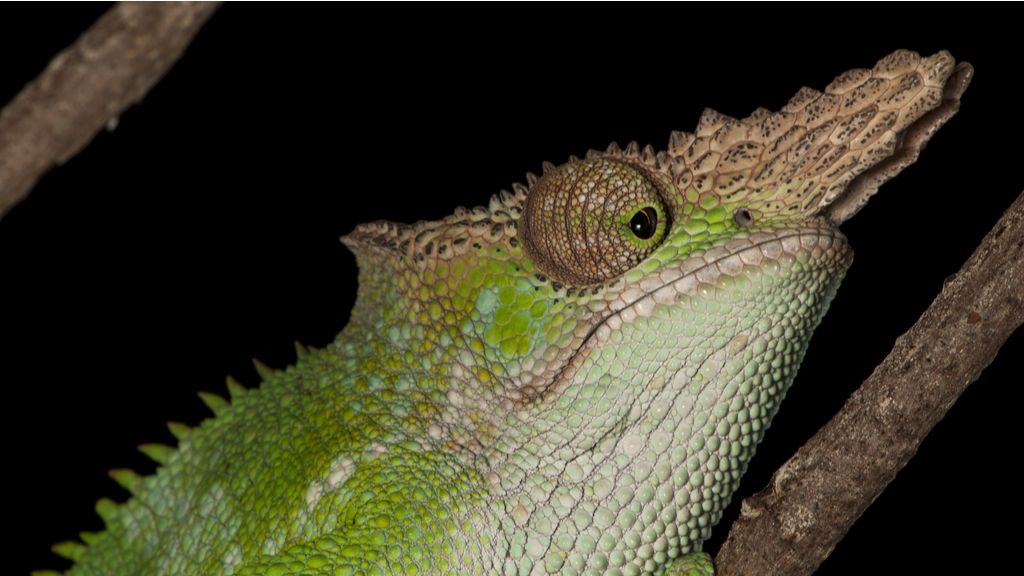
top-left (593, 224), bottom-right (852, 341)
top-left (532, 225), bottom-right (851, 402)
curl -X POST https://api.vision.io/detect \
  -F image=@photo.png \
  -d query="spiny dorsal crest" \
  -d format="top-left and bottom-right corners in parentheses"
top-left (343, 50), bottom-right (970, 264)
top-left (342, 191), bottom-right (523, 268)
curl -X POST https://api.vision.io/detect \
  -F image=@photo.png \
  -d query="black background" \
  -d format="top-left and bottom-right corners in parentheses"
top-left (3, 5), bottom-right (1020, 575)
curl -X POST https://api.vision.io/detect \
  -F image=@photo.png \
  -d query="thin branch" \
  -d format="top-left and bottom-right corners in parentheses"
top-left (715, 189), bottom-right (1024, 575)
top-left (0, 1), bottom-right (220, 219)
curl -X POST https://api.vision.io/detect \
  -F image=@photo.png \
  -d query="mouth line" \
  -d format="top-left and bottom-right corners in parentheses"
top-left (532, 225), bottom-right (849, 403)
top-left (602, 225), bottom-right (850, 327)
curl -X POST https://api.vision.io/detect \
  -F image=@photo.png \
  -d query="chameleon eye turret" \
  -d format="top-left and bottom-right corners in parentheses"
top-left (520, 158), bottom-right (672, 285)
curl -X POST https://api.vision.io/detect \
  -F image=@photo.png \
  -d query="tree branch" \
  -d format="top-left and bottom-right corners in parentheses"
top-left (715, 189), bottom-right (1024, 575)
top-left (0, 1), bottom-right (220, 219)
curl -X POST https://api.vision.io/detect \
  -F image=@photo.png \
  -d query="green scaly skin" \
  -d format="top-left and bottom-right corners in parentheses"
top-left (43, 50), bottom-right (969, 576)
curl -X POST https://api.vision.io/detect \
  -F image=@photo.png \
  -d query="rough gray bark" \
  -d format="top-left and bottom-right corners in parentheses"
top-left (715, 189), bottom-right (1024, 575)
top-left (0, 2), bottom-right (220, 218)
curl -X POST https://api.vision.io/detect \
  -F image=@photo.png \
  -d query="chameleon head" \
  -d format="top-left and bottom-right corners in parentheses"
top-left (341, 50), bottom-right (970, 571)
top-left (43, 50), bottom-right (972, 576)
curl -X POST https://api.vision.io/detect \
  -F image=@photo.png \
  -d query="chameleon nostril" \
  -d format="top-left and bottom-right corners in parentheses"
top-left (733, 207), bottom-right (754, 227)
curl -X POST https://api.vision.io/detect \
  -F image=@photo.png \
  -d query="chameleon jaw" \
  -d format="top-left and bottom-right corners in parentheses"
top-left (534, 225), bottom-right (852, 405)
top-left (594, 226), bottom-right (852, 340)
top-left (481, 223), bottom-right (856, 573)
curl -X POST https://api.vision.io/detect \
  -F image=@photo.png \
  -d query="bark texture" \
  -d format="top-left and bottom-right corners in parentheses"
top-left (0, 2), bottom-right (220, 218)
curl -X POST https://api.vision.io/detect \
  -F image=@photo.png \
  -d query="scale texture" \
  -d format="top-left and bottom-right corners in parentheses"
top-left (45, 50), bottom-right (967, 576)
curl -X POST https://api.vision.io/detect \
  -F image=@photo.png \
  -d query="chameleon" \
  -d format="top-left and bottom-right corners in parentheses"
top-left (41, 49), bottom-right (971, 575)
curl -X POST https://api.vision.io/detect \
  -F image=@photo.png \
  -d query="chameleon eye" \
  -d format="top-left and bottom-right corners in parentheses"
top-left (629, 207), bottom-right (659, 239)
top-left (521, 158), bottom-right (670, 286)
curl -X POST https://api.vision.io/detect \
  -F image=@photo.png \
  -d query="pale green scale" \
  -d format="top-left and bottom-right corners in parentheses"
top-left (473, 245), bottom-right (848, 575)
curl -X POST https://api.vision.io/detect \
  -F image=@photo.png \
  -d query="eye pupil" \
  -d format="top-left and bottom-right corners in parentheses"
top-left (630, 207), bottom-right (658, 240)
